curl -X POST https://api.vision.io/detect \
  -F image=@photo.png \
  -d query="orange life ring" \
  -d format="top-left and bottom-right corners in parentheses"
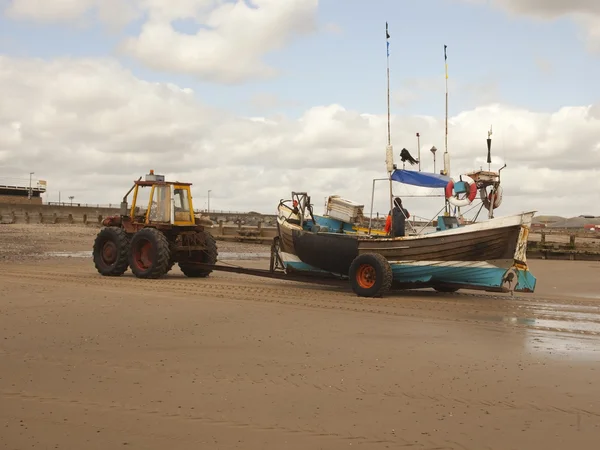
top-left (481, 185), bottom-right (503, 210)
top-left (445, 175), bottom-right (477, 207)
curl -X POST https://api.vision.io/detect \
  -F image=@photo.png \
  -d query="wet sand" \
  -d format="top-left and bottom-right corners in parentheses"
top-left (1, 224), bottom-right (599, 449)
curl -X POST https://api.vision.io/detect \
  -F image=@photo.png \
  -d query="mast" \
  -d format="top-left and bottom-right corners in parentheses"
top-left (487, 126), bottom-right (494, 219)
top-left (385, 22), bottom-right (394, 227)
top-left (386, 23), bottom-right (391, 148)
top-left (443, 44), bottom-right (450, 177)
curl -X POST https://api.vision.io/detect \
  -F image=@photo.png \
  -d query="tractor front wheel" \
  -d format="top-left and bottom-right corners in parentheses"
top-left (92, 226), bottom-right (130, 276)
top-left (128, 228), bottom-right (171, 279)
top-left (178, 231), bottom-right (218, 278)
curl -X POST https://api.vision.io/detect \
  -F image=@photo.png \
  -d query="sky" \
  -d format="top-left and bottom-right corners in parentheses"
top-left (0, 0), bottom-right (599, 220)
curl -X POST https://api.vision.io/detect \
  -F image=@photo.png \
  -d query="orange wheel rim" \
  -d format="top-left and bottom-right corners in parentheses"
top-left (356, 264), bottom-right (376, 289)
top-left (133, 240), bottom-right (152, 270)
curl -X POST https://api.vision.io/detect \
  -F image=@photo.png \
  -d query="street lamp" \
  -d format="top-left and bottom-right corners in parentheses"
top-left (207, 189), bottom-right (211, 213)
top-left (29, 172), bottom-right (34, 200)
top-left (430, 146), bottom-right (437, 174)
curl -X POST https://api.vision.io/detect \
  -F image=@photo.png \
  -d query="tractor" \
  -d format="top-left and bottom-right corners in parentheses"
top-left (92, 170), bottom-right (217, 279)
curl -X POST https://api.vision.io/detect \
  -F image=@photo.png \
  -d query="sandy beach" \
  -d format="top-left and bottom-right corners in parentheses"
top-left (1, 224), bottom-right (599, 449)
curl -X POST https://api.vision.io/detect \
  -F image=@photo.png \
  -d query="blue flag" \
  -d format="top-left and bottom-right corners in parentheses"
top-left (386, 22), bottom-right (390, 57)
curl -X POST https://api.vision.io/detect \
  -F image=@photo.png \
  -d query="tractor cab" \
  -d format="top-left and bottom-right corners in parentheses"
top-left (128, 170), bottom-right (196, 227)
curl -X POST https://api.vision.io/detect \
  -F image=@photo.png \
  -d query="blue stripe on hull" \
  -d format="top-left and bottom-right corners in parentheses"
top-left (284, 261), bottom-right (536, 293)
top-left (390, 263), bottom-right (536, 292)
top-left (284, 261), bottom-right (333, 274)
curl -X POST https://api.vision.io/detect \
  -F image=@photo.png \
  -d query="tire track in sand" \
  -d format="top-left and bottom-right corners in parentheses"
top-left (2, 268), bottom-right (600, 337)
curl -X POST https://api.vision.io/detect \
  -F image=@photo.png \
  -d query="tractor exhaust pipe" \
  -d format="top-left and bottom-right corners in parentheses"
top-left (121, 177), bottom-right (142, 216)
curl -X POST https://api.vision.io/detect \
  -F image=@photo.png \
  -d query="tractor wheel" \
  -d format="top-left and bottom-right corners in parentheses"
top-left (349, 253), bottom-right (393, 298)
top-left (128, 228), bottom-right (171, 279)
top-left (166, 239), bottom-right (177, 274)
top-left (178, 231), bottom-right (218, 278)
top-left (93, 227), bottom-right (130, 276)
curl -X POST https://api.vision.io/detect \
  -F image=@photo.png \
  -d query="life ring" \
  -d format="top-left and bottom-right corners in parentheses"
top-left (445, 175), bottom-right (477, 208)
top-left (481, 185), bottom-right (503, 210)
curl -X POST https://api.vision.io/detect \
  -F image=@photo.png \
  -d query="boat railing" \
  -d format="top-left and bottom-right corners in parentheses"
top-left (414, 205), bottom-right (447, 235)
top-left (278, 199), bottom-right (299, 224)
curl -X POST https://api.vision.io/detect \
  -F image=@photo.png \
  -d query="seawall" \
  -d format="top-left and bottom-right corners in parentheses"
top-left (0, 203), bottom-right (279, 226)
top-left (0, 203), bottom-right (281, 243)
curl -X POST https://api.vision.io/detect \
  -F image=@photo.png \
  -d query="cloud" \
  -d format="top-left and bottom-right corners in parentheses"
top-left (3, 0), bottom-right (320, 83)
top-left (4, 0), bottom-right (97, 23)
top-left (3, 0), bottom-right (140, 28)
top-left (1, 55), bottom-right (600, 218)
top-left (120, 0), bottom-right (318, 83)
top-left (247, 92), bottom-right (300, 111)
top-left (462, 0), bottom-right (600, 51)
top-left (490, 0), bottom-right (600, 18)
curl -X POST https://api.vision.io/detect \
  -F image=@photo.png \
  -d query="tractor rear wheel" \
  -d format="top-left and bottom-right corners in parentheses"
top-left (128, 228), bottom-right (171, 279)
top-left (93, 226), bottom-right (130, 276)
top-left (178, 231), bottom-right (218, 278)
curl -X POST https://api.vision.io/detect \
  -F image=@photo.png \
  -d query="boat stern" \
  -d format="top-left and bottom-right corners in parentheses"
top-left (502, 214), bottom-right (537, 293)
top-left (388, 211), bottom-right (538, 294)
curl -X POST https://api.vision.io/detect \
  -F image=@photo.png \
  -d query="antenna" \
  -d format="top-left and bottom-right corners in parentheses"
top-left (384, 22), bottom-right (394, 231)
top-left (487, 125), bottom-right (493, 171)
top-left (416, 132), bottom-right (421, 172)
top-left (443, 44), bottom-right (450, 177)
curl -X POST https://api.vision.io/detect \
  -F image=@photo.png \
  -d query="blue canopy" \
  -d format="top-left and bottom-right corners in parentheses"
top-left (390, 169), bottom-right (451, 189)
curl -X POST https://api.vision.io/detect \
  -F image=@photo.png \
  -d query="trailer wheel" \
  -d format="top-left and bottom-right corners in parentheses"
top-left (433, 285), bottom-right (460, 293)
top-left (349, 253), bottom-right (393, 298)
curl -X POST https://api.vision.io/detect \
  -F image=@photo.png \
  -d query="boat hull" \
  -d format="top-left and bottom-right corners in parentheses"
top-left (387, 260), bottom-right (536, 293)
top-left (276, 205), bottom-right (536, 293)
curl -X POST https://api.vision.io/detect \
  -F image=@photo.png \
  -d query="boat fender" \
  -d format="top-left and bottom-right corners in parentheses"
top-left (481, 185), bottom-right (503, 210)
top-left (445, 175), bottom-right (477, 207)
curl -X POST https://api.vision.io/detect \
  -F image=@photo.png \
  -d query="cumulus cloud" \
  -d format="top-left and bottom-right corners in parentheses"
top-left (465, 0), bottom-right (600, 50)
top-left (3, 0), bottom-right (319, 83)
top-left (1, 56), bottom-right (599, 218)
top-left (490, 0), bottom-right (600, 18)
top-left (5, 0), bottom-right (96, 22)
top-left (247, 92), bottom-right (300, 112)
top-left (4, 0), bottom-right (140, 28)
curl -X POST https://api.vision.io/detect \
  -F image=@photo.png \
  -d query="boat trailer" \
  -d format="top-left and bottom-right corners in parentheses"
top-left (190, 237), bottom-right (348, 288)
top-left (190, 262), bottom-right (347, 287)
top-left (188, 236), bottom-right (523, 295)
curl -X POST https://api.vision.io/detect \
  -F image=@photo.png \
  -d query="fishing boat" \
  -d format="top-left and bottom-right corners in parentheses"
top-left (270, 28), bottom-right (537, 298)
top-left (273, 174), bottom-right (536, 297)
